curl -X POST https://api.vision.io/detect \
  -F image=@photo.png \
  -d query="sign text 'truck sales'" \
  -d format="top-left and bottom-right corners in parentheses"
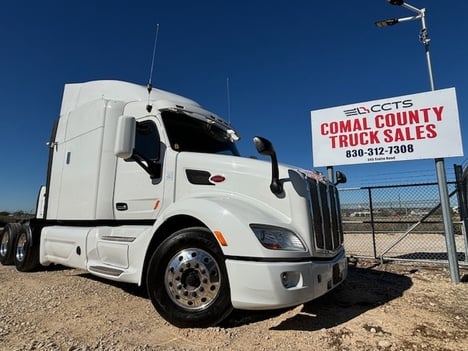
top-left (311, 88), bottom-right (464, 167)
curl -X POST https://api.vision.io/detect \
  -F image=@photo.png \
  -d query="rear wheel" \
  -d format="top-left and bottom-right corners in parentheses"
top-left (0, 223), bottom-right (22, 265)
top-left (146, 227), bottom-right (232, 328)
top-left (13, 223), bottom-right (40, 272)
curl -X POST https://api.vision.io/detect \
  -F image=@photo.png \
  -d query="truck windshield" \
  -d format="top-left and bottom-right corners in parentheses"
top-left (161, 111), bottom-right (240, 156)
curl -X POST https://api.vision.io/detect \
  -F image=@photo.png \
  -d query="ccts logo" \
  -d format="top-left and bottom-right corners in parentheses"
top-left (344, 99), bottom-right (413, 117)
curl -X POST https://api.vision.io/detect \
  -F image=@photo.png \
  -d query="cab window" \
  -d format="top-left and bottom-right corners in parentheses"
top-left (134, 120), bottom-right (160, 161)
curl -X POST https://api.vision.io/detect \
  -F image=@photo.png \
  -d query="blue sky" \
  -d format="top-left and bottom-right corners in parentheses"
top-left (1, 0), bottom-right (467, 212)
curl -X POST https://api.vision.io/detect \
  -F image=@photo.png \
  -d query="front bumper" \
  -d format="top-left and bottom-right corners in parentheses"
top-left (226, 249), bottom-right (347, 310)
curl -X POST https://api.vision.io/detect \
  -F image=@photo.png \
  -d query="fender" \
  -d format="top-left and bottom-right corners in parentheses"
top-left (115, 195), bottom-right (293, 286)
top-left (155, 194), bottom-right (303, 258)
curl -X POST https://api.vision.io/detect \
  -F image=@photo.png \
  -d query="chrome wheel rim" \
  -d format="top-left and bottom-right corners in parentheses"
top-left (165, 248), bottom-right (221, 311)
top-left (15, 232), bottom-right (27, 262)
top-left (0, 231), bottom-right (8, 257)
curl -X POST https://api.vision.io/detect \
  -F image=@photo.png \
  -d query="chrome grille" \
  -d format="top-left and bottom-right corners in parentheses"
top-left (306, 175), bottom-right (343, 252)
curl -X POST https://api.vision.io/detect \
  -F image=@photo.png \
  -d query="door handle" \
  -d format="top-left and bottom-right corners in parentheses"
top-left (116, 202), bottom-right (128, 211)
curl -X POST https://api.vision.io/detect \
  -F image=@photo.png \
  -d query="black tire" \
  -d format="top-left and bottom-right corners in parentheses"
top-left (146, 227), bottom-right (233, 328)
top-left (0, 223), bottom-right (22, 265)
top-left (13, 223), bottom-right (40, 272)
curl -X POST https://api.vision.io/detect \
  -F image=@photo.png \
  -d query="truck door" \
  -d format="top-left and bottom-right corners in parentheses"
top-left (113, 118), bottom-right (165, 220)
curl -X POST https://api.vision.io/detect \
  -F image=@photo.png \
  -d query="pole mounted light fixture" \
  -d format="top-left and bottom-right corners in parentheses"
top-left (374, 0), bottom-right (433, 90)
top-left (374, 1), bottom-right (461, 284)
top-left (375, 18), bottom-right (399, 27)
top-left (374, 2), bottom-right (425, 30)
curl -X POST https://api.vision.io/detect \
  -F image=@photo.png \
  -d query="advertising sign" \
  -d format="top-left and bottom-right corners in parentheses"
top-left (311, 88), bottom-right (463, 167)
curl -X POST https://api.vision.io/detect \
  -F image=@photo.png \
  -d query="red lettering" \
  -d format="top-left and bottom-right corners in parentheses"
top-left (352, 118), bottom-right (371, 131)
top-left (375, 114), bottom-right (384, 128)
top-left (432, 106), bottom-right (443, 121)
top-left (385, 113), bottom-right (396, 127)
top-left (347, 134), bottom-right (357, 147)
top-left (330, 131), bottom-right (381, 148)
top-left (404, 127), bottom-right (415, 141)
top-left (383, 129), bottom-right (393, 142)
top-left (369, 131), bottom-right (380, 144)
top-left (420, 108), bottom-right (431, 123)
top-left (426, 123), bottom-right (437, 138)
top-left (339, 120), bottom-right (351, 133)
top-left (382, 124), bottom-right (437, 142)
top-left (415, 125), bottom-right (425, 139)
top-left (393, 128), bottom-right (405, 142)
top-left (408, 110), bottom-right (420, 124)
top-left (339, 135), bottom-right (348, 147)
top-left (374, 107), bottom-right (443, 130)
top-left (320, 123), bottom-right (329, 135)
top-left (359, 133), bottom-right (367, 145)
top-left (396, 112), bottom-right (408, 126)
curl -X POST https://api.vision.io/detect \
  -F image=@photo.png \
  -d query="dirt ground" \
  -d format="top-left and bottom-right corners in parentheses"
top-left (0, 258), bottom-right (467, 351)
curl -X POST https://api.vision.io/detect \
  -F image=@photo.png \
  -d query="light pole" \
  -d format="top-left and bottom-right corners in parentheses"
top-left (375, 0), bottom-right (460, 283)
top-left (375, 0), bottom-right (434, 90)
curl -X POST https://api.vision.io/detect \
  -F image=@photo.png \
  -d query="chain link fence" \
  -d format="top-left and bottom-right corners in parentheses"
top-left (340, 165), bottom-right (468, 266)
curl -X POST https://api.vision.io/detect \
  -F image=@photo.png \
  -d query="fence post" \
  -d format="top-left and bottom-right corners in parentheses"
top-left (454, 164), bottom-right (468, 264)
top-left (368, 188), bottom-right (377, 259)
top-left (436, 160), bottom-right (460, 283)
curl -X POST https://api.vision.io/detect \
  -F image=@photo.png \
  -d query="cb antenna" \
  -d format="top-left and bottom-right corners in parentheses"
top-left (146, 24), bottom-right (160, 112)
top-left (226, 77), bottom-right (231, 123)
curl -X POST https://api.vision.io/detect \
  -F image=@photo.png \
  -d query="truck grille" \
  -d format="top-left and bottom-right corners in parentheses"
top-left (306, 175), bottom-right (343, 252)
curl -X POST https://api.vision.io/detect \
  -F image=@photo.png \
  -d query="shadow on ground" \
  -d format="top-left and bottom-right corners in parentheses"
top-left (223, 263), bottom-right (413, 330)
top-left (76, 262), bottom-right (413, 330)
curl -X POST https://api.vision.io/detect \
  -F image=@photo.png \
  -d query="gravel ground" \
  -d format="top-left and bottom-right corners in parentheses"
top-left (0, 259), bottom-right (467, 351)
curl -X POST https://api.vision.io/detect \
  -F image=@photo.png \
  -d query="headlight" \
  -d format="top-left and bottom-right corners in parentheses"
top-left (250, 225), bottom-right (306, 251)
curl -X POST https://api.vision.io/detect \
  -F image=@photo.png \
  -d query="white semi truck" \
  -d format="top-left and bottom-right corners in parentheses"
top-left (0, 80), bottom-right (347, 327)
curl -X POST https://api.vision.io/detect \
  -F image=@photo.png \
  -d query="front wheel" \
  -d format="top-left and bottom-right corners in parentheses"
top-left (146, 227), bottom-right (233, 328)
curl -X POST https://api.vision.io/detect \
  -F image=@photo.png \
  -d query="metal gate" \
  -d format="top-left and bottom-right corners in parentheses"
top-left (340, 164), bottom-right (468, 266)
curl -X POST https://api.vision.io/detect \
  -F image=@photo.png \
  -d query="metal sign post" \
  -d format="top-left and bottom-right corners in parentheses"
top-left (376, 0), bottom-right (460, 283)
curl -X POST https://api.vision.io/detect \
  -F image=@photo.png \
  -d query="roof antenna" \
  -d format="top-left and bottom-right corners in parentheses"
top-left (226, 77), bottom-right (231, 123)
top-left (146, 24), bottom-right (160, 113)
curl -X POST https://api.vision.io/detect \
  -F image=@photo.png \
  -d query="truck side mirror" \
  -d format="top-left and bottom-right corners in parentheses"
top-left (253, 136), bottom-right (283, 195)
top-left (114, 116), bottom-right (136, 159)
top-left (335, 171), bottom-right (347, 185)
